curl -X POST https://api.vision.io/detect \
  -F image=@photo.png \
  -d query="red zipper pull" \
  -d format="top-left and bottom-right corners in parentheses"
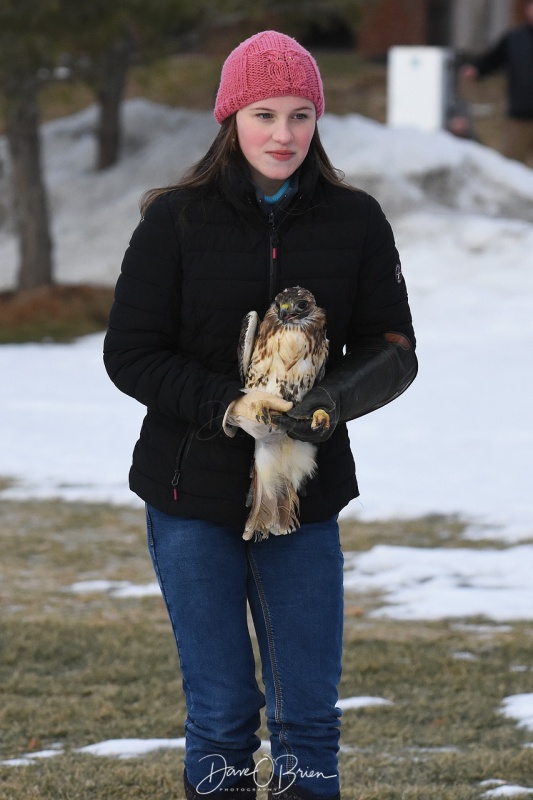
top-left (172, 470), bottom-right (181, 501)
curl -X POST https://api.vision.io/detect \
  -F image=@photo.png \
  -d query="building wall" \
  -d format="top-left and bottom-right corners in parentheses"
top-left (452, 0), bottom-right (512, 53)
top-left (356, 0), bottom-right (516, 57)
top-left (356, 0), bottom-right (427, 57)
top-left (512, 0), bottom-right (530, 23)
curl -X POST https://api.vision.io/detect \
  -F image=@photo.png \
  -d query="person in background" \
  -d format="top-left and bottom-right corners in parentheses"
top-left (461, 0), bottom-right (533, 164)
top-left (104, 30), bottom-right (417, 800)
top-left (446, 90), bottom-right (477, 140)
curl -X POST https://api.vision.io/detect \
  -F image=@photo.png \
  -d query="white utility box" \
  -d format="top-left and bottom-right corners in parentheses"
top-left (387, 46), bottom-right (452, 132)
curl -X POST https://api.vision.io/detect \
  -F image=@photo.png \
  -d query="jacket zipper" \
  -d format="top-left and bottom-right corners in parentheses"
top-left (171, 425), bottom-right (195, 501)
top-left (268, 210), bottom-right (279, 302)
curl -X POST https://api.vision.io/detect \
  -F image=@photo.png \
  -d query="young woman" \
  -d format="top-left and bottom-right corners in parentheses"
top-left (104, 30), bottom-right (417, 800)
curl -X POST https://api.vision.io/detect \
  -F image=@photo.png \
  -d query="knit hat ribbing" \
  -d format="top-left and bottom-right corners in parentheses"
top-left (214, 30), bottom-right (324, 124)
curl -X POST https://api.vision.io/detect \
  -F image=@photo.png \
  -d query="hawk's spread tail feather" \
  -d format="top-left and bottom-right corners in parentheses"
top-left (243, 437), bottom-right (317, 540)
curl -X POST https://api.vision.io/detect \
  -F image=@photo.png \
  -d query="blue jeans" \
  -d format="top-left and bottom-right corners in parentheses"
top-left (146, 505), bottom-right (344, 798)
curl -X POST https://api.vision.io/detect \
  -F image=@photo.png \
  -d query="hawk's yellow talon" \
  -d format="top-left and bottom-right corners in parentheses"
top-left (255, 405), bottom-right (272, 425)
top-left (311, 409), bottom-right (330, 431)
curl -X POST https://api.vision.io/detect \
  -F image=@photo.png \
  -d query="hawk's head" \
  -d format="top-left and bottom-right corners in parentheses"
top-left (273, 286), bottom-right (322, 326)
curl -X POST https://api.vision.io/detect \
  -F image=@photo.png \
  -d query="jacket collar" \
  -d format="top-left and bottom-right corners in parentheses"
top-left (219, 150), bottom-right (321, 227)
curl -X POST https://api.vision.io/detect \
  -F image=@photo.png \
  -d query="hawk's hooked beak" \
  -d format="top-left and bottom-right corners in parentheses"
top-left (279, 303), bottom-right (293, 323)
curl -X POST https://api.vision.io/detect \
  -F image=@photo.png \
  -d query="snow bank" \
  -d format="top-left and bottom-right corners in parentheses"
top-left (0, 100), bottom-right (532, 543)
top-left (1, 99), bottom-right (533, 291)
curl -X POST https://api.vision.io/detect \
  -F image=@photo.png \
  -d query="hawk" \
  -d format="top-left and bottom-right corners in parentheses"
top-left (234, 286), bottom-right (329, 540)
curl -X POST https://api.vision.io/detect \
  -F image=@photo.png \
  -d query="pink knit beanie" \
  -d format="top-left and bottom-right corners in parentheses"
top-left (214, 30), bottom-right (324, 124)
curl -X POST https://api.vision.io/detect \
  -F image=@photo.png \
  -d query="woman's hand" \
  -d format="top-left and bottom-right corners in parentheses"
top-left (223, 391), bottom-right (293, 438)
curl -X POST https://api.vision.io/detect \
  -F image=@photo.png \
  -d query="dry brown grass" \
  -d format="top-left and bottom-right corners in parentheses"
top-left (1, 499), bottom-right (533, 799)
top-left (0, 285), bottom-right (115, 343)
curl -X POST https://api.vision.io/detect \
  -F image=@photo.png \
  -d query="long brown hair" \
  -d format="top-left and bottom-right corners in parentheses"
top-left (140, 115), bottom-right (351, 216)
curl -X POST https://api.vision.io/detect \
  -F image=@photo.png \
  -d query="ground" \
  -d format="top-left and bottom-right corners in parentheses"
top-left (1, 48), bottom-right (530, 800)
top-left (1, 500), bottom-right (532, 799)
top-left (0, 285), bottom-right (114, 343)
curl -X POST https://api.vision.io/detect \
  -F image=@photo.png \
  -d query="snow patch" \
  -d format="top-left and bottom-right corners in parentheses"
top-left (337, 696), bottom-right (394, 710)
top-left (343, 546), bottom-right (533, 621)
top-left (500, 694), bottom-right (533, 732)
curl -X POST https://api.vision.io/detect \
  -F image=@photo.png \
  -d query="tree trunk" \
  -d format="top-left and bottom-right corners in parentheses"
top-left (4, 69), bottom-right (54, 290)
top-left (96, 32), bottom-right (132, 170)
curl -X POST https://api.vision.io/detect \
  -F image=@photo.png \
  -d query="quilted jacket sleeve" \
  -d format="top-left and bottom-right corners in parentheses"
top-left (103, 193), bottom-right (242, 431)
top-left (347, 194), bottom-right (416, 349)
top-left (473, 34), bottom-right (508, 77)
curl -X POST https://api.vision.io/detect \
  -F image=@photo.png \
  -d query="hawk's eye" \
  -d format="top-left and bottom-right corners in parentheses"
top-left (296, 301), bottom-right (309, 312)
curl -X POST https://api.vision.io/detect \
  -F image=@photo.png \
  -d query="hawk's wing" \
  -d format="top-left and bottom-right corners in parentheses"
top-left (237, 310), bottom-right (259, 384)
top-left (315, 334), bottom-right (329, 385)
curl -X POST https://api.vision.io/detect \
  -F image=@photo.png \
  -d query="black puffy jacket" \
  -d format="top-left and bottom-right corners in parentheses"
top-left (474, 25), bottom-right (533, 119)
top-left (103, 162), bottom-right (415, 531)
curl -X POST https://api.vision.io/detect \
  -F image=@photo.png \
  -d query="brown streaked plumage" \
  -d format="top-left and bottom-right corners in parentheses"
top-left (234, 286), bottom-right (329, 540)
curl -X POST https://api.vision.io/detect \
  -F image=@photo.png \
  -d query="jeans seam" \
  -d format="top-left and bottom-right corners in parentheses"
top-left (246, 546), bottom-right (294, 767)
top-left (145, 506), bottom-right (194, 714)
